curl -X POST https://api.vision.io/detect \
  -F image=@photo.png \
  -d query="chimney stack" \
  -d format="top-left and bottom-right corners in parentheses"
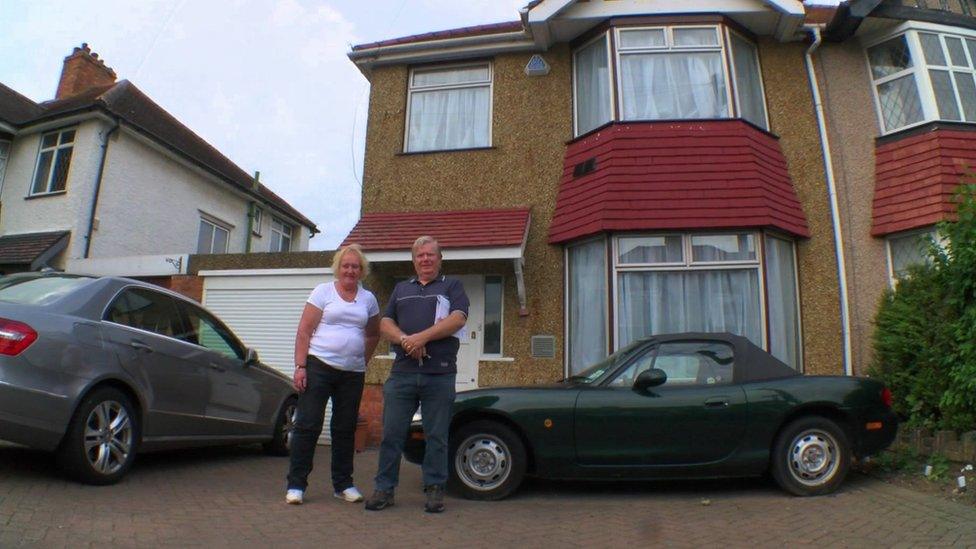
top-left (55, 43), bottom-right (117, 100)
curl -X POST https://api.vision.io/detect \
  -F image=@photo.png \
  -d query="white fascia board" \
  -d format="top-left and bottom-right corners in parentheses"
top-left (0, 121), bottom-right (17, 134)
top-left (527, 0), bottom-right (576, 23)
top-left (350, 34), bottom-right (536, 71)
top-left (559, 0), bottom-right (775, 18)
top-left (775, 11), bottom-right (804, 41)
top-left (764, 0), bottom-right (804, 16)
top-left (16, 111), bottom-right (114, 136)
top-left (366, 246), bottom-right (525, 263)
top-left (67, 254), bottom-right (189, 277)
top-left (198, 268), bottom-right (332, 277)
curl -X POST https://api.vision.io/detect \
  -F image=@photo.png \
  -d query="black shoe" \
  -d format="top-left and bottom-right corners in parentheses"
top-left (424, 484), bottom-right (445, 513)
top-left (364, 489), bottom-right (394, 511)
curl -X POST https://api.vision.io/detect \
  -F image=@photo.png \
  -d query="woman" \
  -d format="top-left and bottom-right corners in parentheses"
top-left (286, 244), bottom-right (379, 504)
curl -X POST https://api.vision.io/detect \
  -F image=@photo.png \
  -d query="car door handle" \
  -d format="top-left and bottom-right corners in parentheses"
top-left (129, 340), bottom-right (153, 353)
top-left (208, 362), bottom-right (226, 372)
top-left (704, 398), bottom-right (729, 408)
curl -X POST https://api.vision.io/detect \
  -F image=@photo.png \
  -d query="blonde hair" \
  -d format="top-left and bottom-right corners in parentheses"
top-left (411, 235), bottom-right (441, 258)
top-left (331, 244), bottom-right (370, 278)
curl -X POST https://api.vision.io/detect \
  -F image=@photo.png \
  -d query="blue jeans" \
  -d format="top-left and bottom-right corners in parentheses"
top-left (374, 372), bottom-right (456, 491)
top-left (287, 356), bottom-right (364, 492)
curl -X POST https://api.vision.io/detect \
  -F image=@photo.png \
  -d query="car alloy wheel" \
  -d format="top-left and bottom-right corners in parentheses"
top-left (455, 433), bottom-right (512, 491)
top-left (83, 400), bottom-right (134, 476)
top-left (283, 401), bottom-right (297, 451)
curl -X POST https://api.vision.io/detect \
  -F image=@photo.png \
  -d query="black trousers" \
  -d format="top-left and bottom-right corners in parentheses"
top-left (286, 356), bottom-right (365, 492)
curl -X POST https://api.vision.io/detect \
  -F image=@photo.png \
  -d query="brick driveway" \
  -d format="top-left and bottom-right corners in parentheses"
top-left (2, 442), bottom-right (975, 548)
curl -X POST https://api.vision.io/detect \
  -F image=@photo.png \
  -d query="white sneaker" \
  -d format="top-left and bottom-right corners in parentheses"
top-left (285, 489), bottom-right (304, 505)
top-left (334, 486), bottom-right (364, 503)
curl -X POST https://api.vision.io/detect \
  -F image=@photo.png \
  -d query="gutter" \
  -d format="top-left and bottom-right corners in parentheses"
top-left (84, 118), bottom-right (120, 258)
top-left (803, 25), bottom-right (853, 376)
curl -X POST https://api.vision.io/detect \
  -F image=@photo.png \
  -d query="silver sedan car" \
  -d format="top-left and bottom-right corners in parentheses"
top-left (0, 273), bottom-right (297, 484)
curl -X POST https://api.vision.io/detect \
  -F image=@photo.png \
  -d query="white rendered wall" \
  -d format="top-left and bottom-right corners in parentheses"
top-left (0, 119), bottom-right (107, 266)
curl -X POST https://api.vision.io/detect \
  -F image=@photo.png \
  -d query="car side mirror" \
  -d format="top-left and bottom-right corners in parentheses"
top-left (634, 368), bottom-right (667, 392)
top-left (244, 347), bottom-right (259, 366)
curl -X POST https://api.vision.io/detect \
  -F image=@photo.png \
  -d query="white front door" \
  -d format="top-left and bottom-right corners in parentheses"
top-left (455, 275), bottom-right (483, 391)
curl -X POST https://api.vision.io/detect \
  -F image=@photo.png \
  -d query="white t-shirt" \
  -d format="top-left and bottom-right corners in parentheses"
top-left (307, 282), bottom-right (380, 372)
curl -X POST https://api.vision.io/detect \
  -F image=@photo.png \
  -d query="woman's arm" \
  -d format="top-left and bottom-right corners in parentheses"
top-left (293, 303), bottom-right (323, 391)
top-left (364, 314), bottom-right (380, 365)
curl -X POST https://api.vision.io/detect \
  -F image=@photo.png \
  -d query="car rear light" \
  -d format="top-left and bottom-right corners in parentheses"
top-left (881, 387), bottom-right (893, 408)
top-left (0, 318), bottom-right (37, 356)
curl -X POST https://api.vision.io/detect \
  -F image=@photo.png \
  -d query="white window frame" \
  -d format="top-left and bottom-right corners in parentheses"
top-left (572, 31), bottom-right (616, 137)
top-left (864, 21), bottom-right (976, 134)
top-left (403, 61), bottom-right (494, 153)
top-left (0, 140), bottom-right (10, 193)
top-left (611, 231), bottom-right (768, 352)
top-left (614, 24), bottom-right (736, 126)
top-left (885, 226), bottom-right (941, 286)
top-left (482, 274), bottom-right (505, 358)
top-left (252, 206), bottom-right (263, 236)
top-left (563, 236), bottom-right (610, 377)
top-left (30, 127), bottom-right (76, 196)
top-left (726, 26), bottom-right (771, 130)
top-left (198, 216), bottom-right (232, 255)
top-left (270, 217), bottom-right (293, 252)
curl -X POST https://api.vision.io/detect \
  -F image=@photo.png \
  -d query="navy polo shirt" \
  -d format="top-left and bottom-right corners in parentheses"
top-left (384, 274), bottom-right (469, 374)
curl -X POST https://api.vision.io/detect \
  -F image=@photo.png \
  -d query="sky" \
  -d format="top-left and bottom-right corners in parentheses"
top-left (0, 0), bottom-right (526, 250)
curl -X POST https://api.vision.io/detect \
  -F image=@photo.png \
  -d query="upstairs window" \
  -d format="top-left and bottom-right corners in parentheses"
top-left (31, 128), bottom-right (75, 195)
top-left (0, 140), bottom-right (9, 189)
top-left (868, 27), bottom-right (976, 133)
top-left (572, 24), bottom-right (768, 137)
top-left (405, 63), bottom-right (492, 153)
top-left (270, 217), bottom-right (292, 252)
top-left (198, 217), bottom-right (230, 254)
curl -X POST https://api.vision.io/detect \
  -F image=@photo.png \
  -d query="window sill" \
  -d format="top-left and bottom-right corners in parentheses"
top-left (877, 120), bottom-right (976, 145)
top-left (397, 146), bottom-right (496, 157)
top-left (25, 190), bottom-right (67, 200)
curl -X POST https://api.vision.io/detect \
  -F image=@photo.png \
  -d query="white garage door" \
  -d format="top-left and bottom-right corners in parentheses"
top-left (201, 268), bottom-right (333, 443)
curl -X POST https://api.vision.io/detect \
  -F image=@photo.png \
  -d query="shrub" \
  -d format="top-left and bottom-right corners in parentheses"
top-left (870, 183), bottom-right (976, 431)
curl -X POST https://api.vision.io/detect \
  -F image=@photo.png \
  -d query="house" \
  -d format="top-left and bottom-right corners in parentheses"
top-left (0, 44), bottom-right (317, 282)
top-left (341, 0), bottom-right (976, 395)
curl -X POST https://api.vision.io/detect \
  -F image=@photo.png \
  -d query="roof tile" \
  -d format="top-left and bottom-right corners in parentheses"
top-left (341, 208), bottom-right (530, 251)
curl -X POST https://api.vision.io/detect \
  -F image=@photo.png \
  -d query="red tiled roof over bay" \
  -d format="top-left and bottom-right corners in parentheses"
top-left (548, 120), bottom-right (810, 244)
top-left (872, 125), bottom-right (976, 236)
top-left (352, 21), bottom-right (524, 51)
top-left (342, 208), bottom-right (530, 251)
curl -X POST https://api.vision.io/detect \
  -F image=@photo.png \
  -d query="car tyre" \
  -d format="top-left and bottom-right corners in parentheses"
top-left (449, 420), bottom-right (526, 501)
top-left (771, 416), bottom-right (850, 496)
top-left (57, 387), bottom-right (139, 485)
top-left (263, 397), bottom-right (297, 456)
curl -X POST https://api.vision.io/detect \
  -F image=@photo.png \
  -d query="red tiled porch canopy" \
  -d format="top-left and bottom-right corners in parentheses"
top-left (548, 120), bottom-right (810, 244)
top-left (341, 208), bottom-right (531, 260)
top-left (341, 208), bottom-right (532, 314)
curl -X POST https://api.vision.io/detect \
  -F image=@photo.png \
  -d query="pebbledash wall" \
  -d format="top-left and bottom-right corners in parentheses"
top-left (358, 41), bottom-right (845, 379)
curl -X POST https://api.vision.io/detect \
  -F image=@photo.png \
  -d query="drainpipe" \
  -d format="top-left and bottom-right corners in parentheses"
top-left (804, 25), bottom-right (853, 376)
top-left (84, 118), bottom-right (120, 258)
top-left (245, 170), bottom-right (260, 253)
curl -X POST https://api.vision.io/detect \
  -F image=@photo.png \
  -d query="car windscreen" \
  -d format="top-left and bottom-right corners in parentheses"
top-left (566, 339), bottom-right (648, 384)
top-left (0, 275), bottom-right (94, 305)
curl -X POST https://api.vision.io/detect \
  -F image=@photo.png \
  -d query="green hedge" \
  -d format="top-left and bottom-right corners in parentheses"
top-left (870, 183), bottom-right (976, 432)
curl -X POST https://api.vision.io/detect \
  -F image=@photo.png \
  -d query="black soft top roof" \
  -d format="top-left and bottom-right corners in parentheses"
top-left (641, 332), bottom-right (800, 383)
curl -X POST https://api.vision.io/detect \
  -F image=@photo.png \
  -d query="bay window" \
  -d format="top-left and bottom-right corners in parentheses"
top-left (565, 231), bottom-right (802, 374)
top-left (405, 63), bottom-right (492, 153)
top-left (867, 26), bottom-right (976, 133)
top-left (572, 24), bottom-right (768, 137)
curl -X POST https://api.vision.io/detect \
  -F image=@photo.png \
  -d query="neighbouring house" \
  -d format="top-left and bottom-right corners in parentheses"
top-left (0, 44), bottom-right (317, 285)
top-left (341, 0), bottom-right (976, 399)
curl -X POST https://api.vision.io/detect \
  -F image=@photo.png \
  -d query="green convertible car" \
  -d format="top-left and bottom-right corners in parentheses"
top-left (404, 333), bottom-right (897, 500)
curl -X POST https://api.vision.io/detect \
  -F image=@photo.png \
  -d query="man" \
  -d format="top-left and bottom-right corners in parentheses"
top-left (365, 236), bottom-right (468, 513)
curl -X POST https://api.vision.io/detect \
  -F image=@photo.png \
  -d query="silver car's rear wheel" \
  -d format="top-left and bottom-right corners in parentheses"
top-left (264, 397), bottom-right (297, 456)
top-left (58, 387), bottom-right (140, 485)
top-left (449, 420), bottom-right (527, 501)
top-left (83, 401), bottom-right (134, 476)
